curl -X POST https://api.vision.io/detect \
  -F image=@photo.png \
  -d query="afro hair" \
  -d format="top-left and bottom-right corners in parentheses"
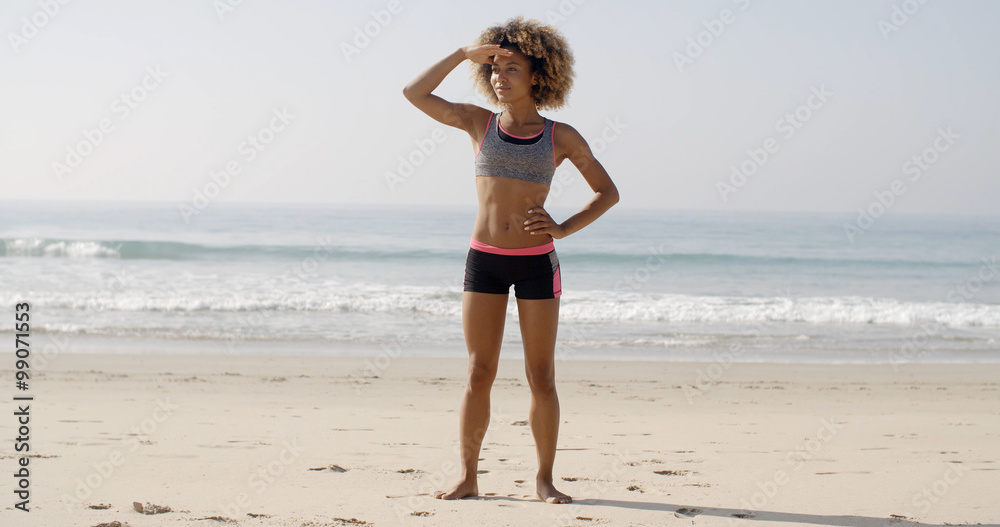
top-left (470, 16), bottom-right (575, 111)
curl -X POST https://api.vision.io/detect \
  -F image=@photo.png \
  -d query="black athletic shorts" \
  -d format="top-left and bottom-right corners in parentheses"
top-left (463, 237), bottom-right (561, 299)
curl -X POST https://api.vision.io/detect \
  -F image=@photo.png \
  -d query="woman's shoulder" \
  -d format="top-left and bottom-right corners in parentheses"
top-left (548, 118), bottom-right (583, 143)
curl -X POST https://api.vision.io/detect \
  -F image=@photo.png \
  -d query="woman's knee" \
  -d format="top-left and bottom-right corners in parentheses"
top-left (525, 367), bottom-right (557, 394)
top-left (466, 361), bottom-right (497, 392)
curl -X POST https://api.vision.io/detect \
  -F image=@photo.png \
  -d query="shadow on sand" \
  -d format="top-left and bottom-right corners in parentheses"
top-left (562, 498), bottom-right (997, 527)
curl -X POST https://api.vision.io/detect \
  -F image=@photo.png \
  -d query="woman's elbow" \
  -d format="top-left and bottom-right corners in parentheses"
top-left (402, 82), bottom-right (423, 102)
top-left (604, 185), bottom-right (620, 207)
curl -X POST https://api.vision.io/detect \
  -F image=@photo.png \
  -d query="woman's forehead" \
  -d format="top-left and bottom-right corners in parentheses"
top-left (493, 52), bottom-right (530, 66)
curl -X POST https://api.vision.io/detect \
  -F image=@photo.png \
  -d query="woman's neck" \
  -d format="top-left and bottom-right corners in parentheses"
top-left (500, 102), bottom-right (542, 125)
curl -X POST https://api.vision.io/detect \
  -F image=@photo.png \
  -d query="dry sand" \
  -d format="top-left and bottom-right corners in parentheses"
top-left (1, 349), bottom-right (998, 526)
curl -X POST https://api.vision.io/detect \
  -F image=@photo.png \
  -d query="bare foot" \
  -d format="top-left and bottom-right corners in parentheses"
top-left (433, 478), bottom-right (479, 500)
top-left (536, 478), bottom-right (572, 504)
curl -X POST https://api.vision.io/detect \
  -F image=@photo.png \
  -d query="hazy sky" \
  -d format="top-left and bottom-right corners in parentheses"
top-left (2, 0), bottom-right (998, 215)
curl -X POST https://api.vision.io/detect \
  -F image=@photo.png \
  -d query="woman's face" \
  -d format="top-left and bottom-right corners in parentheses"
top-left (491, 48), bottom-right (537, 103)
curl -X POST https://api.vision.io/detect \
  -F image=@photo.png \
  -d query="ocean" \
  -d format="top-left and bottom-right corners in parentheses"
top-left (2, 200), bottom-right (998, 363)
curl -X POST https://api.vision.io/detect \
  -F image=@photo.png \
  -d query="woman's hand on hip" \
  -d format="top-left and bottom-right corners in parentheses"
top-left (524, 207), bottom-right (566, 239)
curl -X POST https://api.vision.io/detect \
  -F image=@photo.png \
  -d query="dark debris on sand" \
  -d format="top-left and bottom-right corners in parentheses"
top-left (132, 501), bottom-right (172, 514)
top-left (654, 469), bottom-right (690, 476)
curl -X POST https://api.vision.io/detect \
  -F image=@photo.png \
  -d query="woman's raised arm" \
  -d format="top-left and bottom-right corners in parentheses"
top-left (402, 45), bottom-right (511, 136)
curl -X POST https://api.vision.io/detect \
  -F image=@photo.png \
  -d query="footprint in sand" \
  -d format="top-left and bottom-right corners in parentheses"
top-left (309, 464), bottom-right (348, 472)
top-left (675, 507), bottom-right (703, 518)
top-left (331, 518), bottom-right (372, 525)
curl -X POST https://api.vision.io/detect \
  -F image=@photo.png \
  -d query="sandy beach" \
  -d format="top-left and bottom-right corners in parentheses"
top-left (6, 1), bottom-right (1000, 526)
top-left (1, 345), bottom-right (998, 527)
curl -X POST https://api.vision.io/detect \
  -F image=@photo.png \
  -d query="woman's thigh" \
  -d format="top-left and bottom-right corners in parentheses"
top-left (462, 291), bottom-right (509, 370)
top-left (516, 297), bottom-right (560, 375)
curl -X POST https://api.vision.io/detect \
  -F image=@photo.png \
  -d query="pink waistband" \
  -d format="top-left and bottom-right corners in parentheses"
top-left (470, 237), bottom-right (554, 256)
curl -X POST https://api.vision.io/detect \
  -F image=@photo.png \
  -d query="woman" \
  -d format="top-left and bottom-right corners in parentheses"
top-left (402, 16), bottom-right (618, 504)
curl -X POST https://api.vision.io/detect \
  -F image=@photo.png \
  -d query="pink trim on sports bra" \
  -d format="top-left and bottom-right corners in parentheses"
top-left (475, 113), bottom-right (494, 157)
top-left (551, 121), bottom-right (557, 167)
top-left (470, 236), bottom-right (554, 256)
top-left (497, 114), bottom-right (544, 139)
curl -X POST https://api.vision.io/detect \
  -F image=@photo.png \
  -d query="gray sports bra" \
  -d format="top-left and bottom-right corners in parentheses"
top-left (474, 112), bottom-right (556, 186)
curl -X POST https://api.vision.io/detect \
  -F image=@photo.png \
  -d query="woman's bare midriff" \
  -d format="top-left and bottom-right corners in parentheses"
top-left (473, 175), bottom-right (551, 248)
